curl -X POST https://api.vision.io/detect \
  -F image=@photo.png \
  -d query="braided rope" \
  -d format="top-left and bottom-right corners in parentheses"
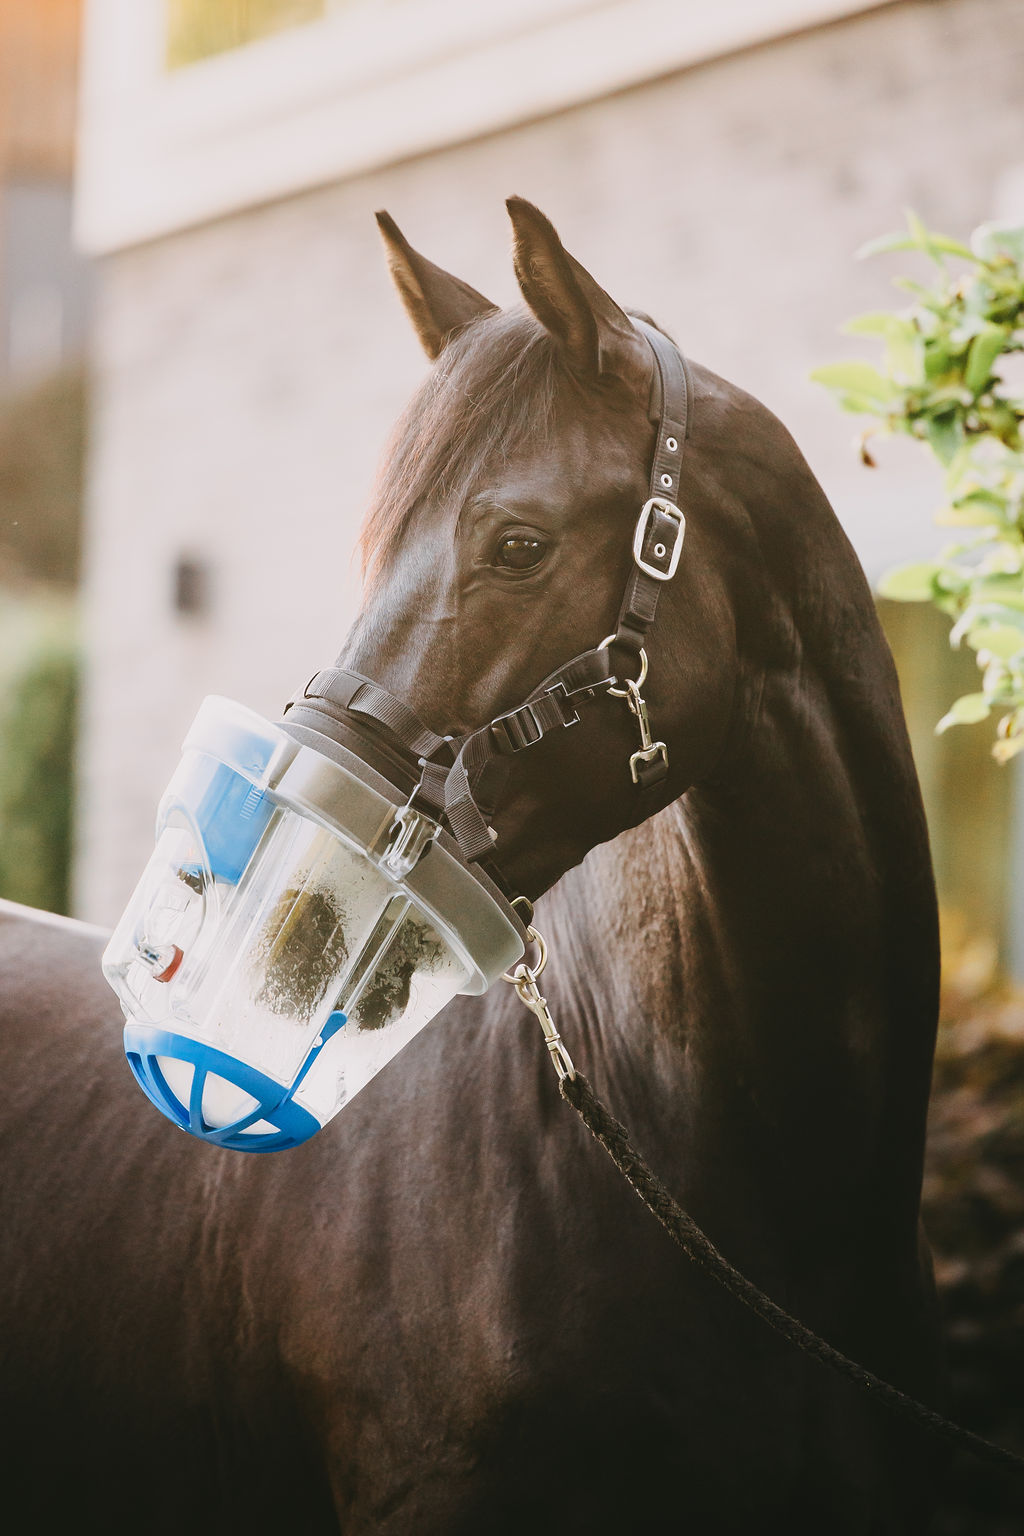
top-left (558, 1070), bottom-right (1024, 1476)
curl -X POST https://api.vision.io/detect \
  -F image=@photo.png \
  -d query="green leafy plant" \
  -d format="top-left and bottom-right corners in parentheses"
top-left (0, 619), bottom-right (78, 915)
top-left (812, 212), bottom-right (1024, 761)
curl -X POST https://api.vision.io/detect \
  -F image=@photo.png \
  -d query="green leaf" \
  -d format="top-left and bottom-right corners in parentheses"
top-left (993, 732), bottom-right (1024, 763)
top-left (858, 221), bottom-right (976, 262)
top-left (955, 489), bottom-right (1008, 514)
top-left (937, 497), bottom-right (1005, 527)
top-left (971, 221), bottom-right (1024, 264)
top-left (925, 384), bottom-right (972, 408)
top-left (964, 324), bottom-right (1007, 393)
top-left (892, 277), bottom-right (933, 298)
top-left (949, 315), bottom-right (995, 348)
top-left (926, 413), bottom-right (965, 465)
top-left (932, 566), bottom-right (971, 598)
top-left (877, 561), bottom-right (940, 601)
top-left (917, 231), bottom-right (978, 261)
top-left (857, 231), bottom-right (915, 260)
top-left (936, 693), bottom-right (991, 733)
top-left (904, 211), bottom-right (978, 261)
top-left (832, 392), bottom-right (894, 417)
top-left (905, 209), bottom-right (930, 246)
top-left (966, 624), bottom-right (1024, 661)
top-left (923, 343), bottom-right (954, 380)
top-left (809, 361), bottom-right (896, 400)
top-left (958, 605), bottom-right (1024, 633)
top-left (886, 333), bottom-right (923, 381)
top-left (969, 581), bottom-right (1024, 608)
top-left (842, 311), bottom-right (905, 336)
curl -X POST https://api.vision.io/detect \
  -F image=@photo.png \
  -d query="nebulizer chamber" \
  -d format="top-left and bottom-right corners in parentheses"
top-left (102, 697), bottom-right (525, 1151)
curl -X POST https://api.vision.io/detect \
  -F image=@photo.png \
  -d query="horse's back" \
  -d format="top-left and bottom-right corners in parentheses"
top-left (0, 901), bottom-right (339, 1532)
top-left (0, 901), bottom-right (939, 1535)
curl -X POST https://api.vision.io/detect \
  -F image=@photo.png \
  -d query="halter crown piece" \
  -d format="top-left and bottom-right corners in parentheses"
top-left (283, 320), bottom-right (692, 899)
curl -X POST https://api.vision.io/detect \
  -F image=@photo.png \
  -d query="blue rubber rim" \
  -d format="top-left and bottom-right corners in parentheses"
top-left (123, 1023), bottom-right (323, 1153)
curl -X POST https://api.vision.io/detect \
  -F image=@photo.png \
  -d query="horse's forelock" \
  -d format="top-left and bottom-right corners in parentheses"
top-left (359, 308), bottom-right (564, 578)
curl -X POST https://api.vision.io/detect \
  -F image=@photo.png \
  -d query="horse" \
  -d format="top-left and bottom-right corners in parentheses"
top-left (0, 197), bottom-right (944, 1533)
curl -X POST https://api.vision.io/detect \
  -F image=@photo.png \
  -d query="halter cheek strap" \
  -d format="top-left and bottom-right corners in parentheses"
top-left (284, 321), bottom-right (692, 881)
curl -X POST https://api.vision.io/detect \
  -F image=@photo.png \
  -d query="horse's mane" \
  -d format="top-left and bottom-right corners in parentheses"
top-left (360, 308), bottom-right (565, 577)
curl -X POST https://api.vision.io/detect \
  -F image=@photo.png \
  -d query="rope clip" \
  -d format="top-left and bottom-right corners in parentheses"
top-left (502, 925), bottom-right (576, 1082)
top-left (624, 677), bottom-right (669, 785)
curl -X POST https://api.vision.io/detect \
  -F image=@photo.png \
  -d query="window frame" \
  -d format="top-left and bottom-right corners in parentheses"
top-left (76, 0), bottom-right (887, 254)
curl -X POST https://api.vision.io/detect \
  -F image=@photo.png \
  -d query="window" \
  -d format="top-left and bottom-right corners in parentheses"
top-left (165, 0), bottom-right (330, 70)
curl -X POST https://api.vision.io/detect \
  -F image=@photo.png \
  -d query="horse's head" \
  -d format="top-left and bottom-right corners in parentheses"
top-left (338, 199), bottom-right (739, 899)
top-left (104, 201), bottom-right (927, 1158)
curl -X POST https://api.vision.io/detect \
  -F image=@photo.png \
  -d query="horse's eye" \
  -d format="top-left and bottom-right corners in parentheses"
top-left (493, 536), bottom-right (547, 571)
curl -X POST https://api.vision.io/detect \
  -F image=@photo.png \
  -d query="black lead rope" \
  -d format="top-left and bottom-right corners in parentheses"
top-left (558, 1069), bottom-right (1024, 1478)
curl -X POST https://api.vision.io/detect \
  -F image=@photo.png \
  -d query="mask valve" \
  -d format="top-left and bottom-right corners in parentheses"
top-left (136, 941), bottom-right (184, 983)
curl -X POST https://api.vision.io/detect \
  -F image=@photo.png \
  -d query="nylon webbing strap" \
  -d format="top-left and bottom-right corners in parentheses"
top-left (300, 669), bottom-right (452, 763)
top-left (444, 735), bottom-right (504, 864)
top-left (440, 648), bottom-right (620, 862)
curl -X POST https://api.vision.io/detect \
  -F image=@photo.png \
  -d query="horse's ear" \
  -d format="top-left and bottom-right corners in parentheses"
top-left (506, 197), bottom-right (649, 386)
top-left (375, 211), bottom-right (498, 360)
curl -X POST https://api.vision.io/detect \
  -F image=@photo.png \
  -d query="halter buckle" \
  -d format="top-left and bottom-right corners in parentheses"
top-left (490, 683), bottom-right (579, 755)
top-left (633, 497), bottom-right (685, 582)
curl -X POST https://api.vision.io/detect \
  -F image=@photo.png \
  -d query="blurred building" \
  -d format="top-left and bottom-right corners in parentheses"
top-left (74, 0), bottom-right (1024, 974)
top-left (0, 2), bottom-right (89, 916)
top-left (0, 0), bottom-right (89, 385)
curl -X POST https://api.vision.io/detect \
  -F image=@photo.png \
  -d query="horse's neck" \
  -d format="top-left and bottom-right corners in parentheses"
top-left (541, 619), bottom-right (939, 1237)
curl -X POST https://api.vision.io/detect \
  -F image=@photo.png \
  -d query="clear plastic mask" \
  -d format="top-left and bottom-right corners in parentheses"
top-left (103, 698), bottom-right (524, 1151)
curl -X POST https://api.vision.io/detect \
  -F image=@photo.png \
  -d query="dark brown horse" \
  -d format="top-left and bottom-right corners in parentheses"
top-left (0, 199), bottom-right (943, 1533)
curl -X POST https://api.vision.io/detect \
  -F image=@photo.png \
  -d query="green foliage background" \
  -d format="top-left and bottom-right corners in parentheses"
top-left (0, 366), bottom-right (84, 587)
top-left (813, 214), bottom-right (1024, 760)
top-left (0, 616), bottom-right (77, 912)
top-left (0, 365), bottom-right (85, 915)
top-left (817, 217), bottom-right (1024, 1530)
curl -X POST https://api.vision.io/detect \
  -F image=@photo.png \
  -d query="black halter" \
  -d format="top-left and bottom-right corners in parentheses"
top-left (282, 320), bottom-right (692, 894)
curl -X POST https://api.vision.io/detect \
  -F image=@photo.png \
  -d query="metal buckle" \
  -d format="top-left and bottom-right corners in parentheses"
top-left (632, 497), bottom-right (685, 582)
top-left (491, 684), bottom-right (579, 755)
top-left (546, 680), bottom-right (580, 729)
top-left (492, 702), bottom-right (542, 754)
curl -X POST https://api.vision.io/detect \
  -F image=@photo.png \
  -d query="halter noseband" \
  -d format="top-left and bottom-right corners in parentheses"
top-left (283, 320), bottom-right (692, 894)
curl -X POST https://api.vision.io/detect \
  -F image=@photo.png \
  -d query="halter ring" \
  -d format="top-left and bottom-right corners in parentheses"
top-left (598, 634), bottom-right (649, 698)
top-left (502, 924), bottom-right (548, 984)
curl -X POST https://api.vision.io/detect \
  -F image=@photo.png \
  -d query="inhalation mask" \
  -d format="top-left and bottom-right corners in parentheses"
top-left (103, 696), bottom-right (527, 1152)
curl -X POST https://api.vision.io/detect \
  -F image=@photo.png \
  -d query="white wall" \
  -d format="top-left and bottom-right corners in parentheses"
top-left (76, 0), bottom-right (890, 252)
top-left (75, 0), bottom-right (1024, 923)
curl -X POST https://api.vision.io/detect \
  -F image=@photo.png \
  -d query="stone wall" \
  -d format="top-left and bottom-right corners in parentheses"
top-left (76, 0), bottom-right (1024, 922)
